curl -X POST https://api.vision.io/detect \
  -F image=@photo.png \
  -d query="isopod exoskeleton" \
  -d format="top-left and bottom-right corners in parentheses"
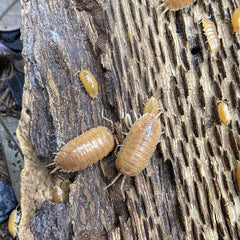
top-left (116, 113), bottom-right (161, 177)
top-left (161, 0), bottom-right (195, 11)
top-left (8, 205), bottom-right (21, 238)
top-left (48, 126), bottom-right (115, 173)
top-left (232, 8), bottom-right (240, 33)
top-left (202, 18), bottom-right (220, 59)
top-left (218, 101), bottom-right (231, 125)
top-left (143, 97), bottom-right (159, 115)
top-left (78, 70), bottom-right (98, 98)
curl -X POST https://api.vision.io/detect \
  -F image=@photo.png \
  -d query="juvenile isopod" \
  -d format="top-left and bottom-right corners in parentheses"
top-left (236, 161), bottom-right (240, 193)
top-left (202, 18), bottom-right (220, 59)
top-left (105, 113), bottom-right (161, 196)
top-left (159, 0), bottom-right (195, 12)
top-left (8, 205), bottom-right (21, 238)
top-left (232, 8), bottom-right (240, 34)
top-left (53, 180), bottom-right (71, 203)
top-left (78, 70), bottom-right (98, 98)
top-left (218, 101), bottom-right (231, 125)
top-left (143, 96), bottom-right (159, 115)
top-left (48, 126), bottom-right (115, 173)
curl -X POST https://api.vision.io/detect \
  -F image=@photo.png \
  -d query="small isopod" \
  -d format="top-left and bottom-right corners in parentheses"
top-left (202, 18), bottom-right (220, 59)
top-left (8, 205), bottom-right (21, 238)
top-left (78, 70), bottom-right (98, 98)
top-left (53, 180), bottom-right (71, 203)
top-left (232, 9), bottom-right (240, 33)
top-left (48, 126), bottom-right (115, 173)
top-left (218, 101), bottom-right (231, 125)
top-left (236, 161), bottom-right (240, 192)
top-left (143, 97), bottom-right (159, 115)
top-left (159, 0), bottom-right (195, 12)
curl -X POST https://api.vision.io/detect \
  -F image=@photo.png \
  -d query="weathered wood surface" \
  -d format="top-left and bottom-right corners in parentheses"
top-left (18, 0), bottom-right (240, 239)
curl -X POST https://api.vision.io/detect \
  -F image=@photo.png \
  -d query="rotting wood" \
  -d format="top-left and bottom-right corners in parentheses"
top-left (18, 0), bottom-right (240, 239)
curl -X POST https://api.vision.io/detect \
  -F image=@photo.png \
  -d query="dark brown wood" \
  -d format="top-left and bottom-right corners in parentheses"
top-left (18, 0), bottom-right (240, 239)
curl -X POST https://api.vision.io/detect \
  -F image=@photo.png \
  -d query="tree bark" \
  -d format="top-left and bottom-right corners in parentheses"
top-left (17, 0), bottom-right (240, 239)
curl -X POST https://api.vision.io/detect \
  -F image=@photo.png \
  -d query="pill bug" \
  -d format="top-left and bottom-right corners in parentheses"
top-left (78, 70), bottom-right (98, 98)
top-left (143, 97), bottom-right (159, 115)
top-left (232, 8), bottom-right (240, 34)
top-left (8, 205), bottom-right (21, 238)
top-left (159, 0), bottom-right (195, 12)
top-left (202, 18), bottom-right (220, 59)
top-left (225, 204), bottom-right (236, 226)
top-left (53, 180), bottom-right (71, 203)
top-left (48, 126), bottom-right (115, 173)
top-left (218, 101), bottom-right (231, 125)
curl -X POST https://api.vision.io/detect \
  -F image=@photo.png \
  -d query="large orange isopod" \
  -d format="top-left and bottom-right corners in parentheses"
top-left (49, 126), bottom-right (115, 173)
top-left (116, 113), bottom-right (161, 176)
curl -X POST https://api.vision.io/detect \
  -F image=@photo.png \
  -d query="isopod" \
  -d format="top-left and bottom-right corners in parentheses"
top-left (159, 0), bottom-right (195, 12)
top-left (78, 70), bottom-right (98, 98)
top-left (8, 205), bottom-right (21, 238)
top-left (218, 101), bottom-right (231, 125)
top-left (143, 96), bottom-right (159, 115)
top-left (53, 180), bottom-right (71, 203)
top-left (105, 113), bottom-right (161, 196)
top-left (236, 161), bottom-right (240, 192)
top-left (202, 18), bottom-right (220, 59)
top-left (48, 126), bottom-right (115, 173)
top-left (116, 113), bottom-right (161, 176)
top-left (232, 8), bottom-right (240, 34)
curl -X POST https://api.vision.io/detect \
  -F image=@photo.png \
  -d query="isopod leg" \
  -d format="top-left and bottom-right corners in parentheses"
top-left (120, 176), bottom-right (126, 200)
top-left (50, 166), bottom-right (61, 174)
top-left (104, 173), bottom-right (122, 190)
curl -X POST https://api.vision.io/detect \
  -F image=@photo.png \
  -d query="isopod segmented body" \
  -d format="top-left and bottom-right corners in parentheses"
top-left (8, 206), bottom-right (21, 238)
top-left (202, 18), bottom-right (220, 58)
top-left (116, 113), bottom-right (161, 176)
top-left (218, 101), bottom-right (231, 125)
top-left (232, 8), bottom-right (240, 34)
top-left (78, 70), bottom-right (98, 98)
top-left (49, 126), bottom-right (115, 173)
top-left (162, 0), bottom-right (194, 11)
top-left (143, 97), bottom-right (159, 115)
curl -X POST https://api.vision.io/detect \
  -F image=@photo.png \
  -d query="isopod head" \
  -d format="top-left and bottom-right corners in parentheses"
top-left (78, 70), bottom-right (98, 98)
top-left (8, 206), bottom-right (21, 238)
top-left (218, 101), bottom-right (231, 125)
top-left (232, 8), bottom-right (240, 34)
top-left (143, 96), bottom-right (159, 115)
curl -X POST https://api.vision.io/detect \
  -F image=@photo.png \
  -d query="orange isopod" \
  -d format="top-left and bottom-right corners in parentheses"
top-left (236, 161), bottom-right (240, 192)
top-left (161, 0), bottom-right (195, 11)
top-left (78, 70), bottom-right (98, 98)
top-left (202, 18), bottom-right (220, 59)
top-left (218, 101), bottom-right (231, 125)
top-left (49, 126), bottom-right (115, 173)
top-left (143, 97), bottom-right (159, 115)
top-left (116, 113), bottom-right (161, 177)
top-left (232, 8), bottom-right (240, 33)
